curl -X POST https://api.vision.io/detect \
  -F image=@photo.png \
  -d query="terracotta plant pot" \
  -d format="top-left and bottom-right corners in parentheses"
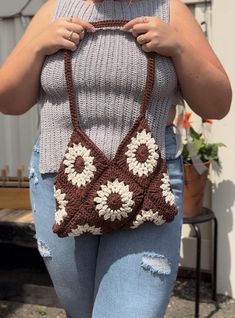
top-left (183, 161), bottom-right (210, 217)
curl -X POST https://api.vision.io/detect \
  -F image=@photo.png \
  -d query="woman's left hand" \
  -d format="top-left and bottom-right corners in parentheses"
top-left (122, 16), bottom-right (181, 57)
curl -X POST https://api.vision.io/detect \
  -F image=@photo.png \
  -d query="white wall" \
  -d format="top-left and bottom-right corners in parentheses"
top-left (210, 0), bottom-right (235, 298)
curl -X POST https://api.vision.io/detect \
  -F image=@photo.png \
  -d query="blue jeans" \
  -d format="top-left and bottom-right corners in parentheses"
top-left (28, 125), bottom-right (184, 318)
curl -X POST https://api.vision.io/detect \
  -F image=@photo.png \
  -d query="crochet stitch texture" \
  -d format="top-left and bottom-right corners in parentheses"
top-left (52, 20), bottom-right (178, 237)
top-left (38, 0), bottom-right (182, 174)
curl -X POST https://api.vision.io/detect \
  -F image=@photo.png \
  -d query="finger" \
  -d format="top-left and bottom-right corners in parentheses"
top-left (131, 23), bottom-right (150, 37)
top-left (136, 34), bottom-right (150, 46)
top-left (79, 29), bottom-right (85, 40)
top-left (66, 17), bottom-right (96, 32)
top-left (65, 16), bottom-right (73, 23)
top-left (65, 30), bottom-right (81, 44)
top-left (66, 22), bottom-right (86, 35)
top-left (142, 42), bottom-right (153, 53)
top-left (61, 38), bottom-right (78, 51)
top-left (122, 16), bottom-right (150, 31)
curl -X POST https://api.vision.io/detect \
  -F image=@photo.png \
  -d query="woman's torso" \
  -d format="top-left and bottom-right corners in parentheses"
top-left (38, 0), bottom-right (182, 173)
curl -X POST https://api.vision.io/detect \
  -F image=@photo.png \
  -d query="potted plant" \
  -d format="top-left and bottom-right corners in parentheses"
top-left (181, 112), bottom-right (225, 217)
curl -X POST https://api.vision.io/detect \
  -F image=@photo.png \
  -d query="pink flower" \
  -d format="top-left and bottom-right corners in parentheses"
top-left (182, 112), bottom-right (192, 128)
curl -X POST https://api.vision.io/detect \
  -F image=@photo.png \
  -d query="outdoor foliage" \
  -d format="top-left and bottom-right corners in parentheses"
top-left (181, 112), bottom-right (225, 164)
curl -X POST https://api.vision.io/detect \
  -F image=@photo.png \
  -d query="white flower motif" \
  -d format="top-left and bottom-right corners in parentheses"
top-left (63, 143), bottom-right (96, 188)
top-left (94, 179), bottom-right (134, 221)
top-left (55, 206), bottom-right (68, 225)
top-left (54, 188), bottom-right (68, 225)
top-left (160, 173), bottom-right (175, 206)
top-left (125, 129), bottom-right (159, 177)
top-left (131, 209), bottom-right (165, 229)
top-left (68, 223), bottom-right (102, 236)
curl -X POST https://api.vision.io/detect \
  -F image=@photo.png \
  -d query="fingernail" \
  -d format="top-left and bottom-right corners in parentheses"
top-left (122, 28), bottom-right (132, 33)
top-left (91, 27), bottom-right (96, 32)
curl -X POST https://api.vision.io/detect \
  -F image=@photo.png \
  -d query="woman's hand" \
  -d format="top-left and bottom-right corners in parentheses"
top-left (122, 16), bottom-right (181, 57)
top-left (123, 2), bottom-right (232, 121)
top-left (33, 17), bottom-right (96, 57)
top-left (0, 0), bottom-right (97, 115)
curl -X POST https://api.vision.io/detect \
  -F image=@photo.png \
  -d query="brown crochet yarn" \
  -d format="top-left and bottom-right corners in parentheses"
top-left (52, 20), bottom-right (178, 237)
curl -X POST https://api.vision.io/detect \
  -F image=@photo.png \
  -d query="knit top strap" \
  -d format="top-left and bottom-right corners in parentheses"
top-left (64, 20), bottom-right (155, 131)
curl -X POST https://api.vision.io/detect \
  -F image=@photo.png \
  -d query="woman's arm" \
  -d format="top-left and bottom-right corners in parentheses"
top-left (169, 0), bottom-right (232, 119)
top-left (0, 0), bottom-right (95, 115)
top-left (0, 0), bottom-right (56, 115)
top-left (122, 0), bottom-right (232, 119)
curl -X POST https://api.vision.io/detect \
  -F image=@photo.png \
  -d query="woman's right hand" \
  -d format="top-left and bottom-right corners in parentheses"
top-left (0, 0), bottom-right (97, 115)
top-left (34, 17), bottom-right (96, 57)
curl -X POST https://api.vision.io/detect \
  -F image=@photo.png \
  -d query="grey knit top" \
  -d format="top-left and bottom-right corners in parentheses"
top-left (38, 0), bottom-right (183, 173)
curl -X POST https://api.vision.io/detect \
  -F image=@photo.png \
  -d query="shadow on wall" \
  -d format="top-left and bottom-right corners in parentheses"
top-left (179, 176), bottom-right (235, 298)
top-left (212, 179), bottom-right (235, 296)
top-left (180, 179), bottom-right (213, 275)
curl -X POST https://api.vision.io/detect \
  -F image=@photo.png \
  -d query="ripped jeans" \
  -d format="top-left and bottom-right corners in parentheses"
top-left (28, 125), bottom-right (184, 318)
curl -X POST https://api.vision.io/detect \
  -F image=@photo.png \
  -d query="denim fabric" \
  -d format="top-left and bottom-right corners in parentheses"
top-left (28, 125), bottom-right (184, 318)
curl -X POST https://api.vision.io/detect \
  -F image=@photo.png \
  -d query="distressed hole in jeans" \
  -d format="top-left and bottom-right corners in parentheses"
top-left (37, 239), bottom-right (52, 258)
top-left (141, 252), bottom-right (171, 276)
top-left (28, 167), bottom-right (39, 185)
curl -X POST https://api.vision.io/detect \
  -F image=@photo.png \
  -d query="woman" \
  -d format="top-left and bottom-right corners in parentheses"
top-left (0, 0), bottom-right (231, 317)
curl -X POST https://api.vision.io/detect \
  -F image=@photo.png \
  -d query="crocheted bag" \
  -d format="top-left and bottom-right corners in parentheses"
top-left (52, 20), bottom-right (178, 237)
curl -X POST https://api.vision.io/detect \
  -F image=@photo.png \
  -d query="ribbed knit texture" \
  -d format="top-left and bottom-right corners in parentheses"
top-left (38, 0), bottom-right (182, 173)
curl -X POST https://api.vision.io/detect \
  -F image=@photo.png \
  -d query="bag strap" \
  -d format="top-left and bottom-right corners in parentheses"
top-left (64, 20), bottom-right (155, 130)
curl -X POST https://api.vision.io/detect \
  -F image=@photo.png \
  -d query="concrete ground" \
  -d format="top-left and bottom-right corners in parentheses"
top-left (1, 244), bottom-right (234, 318)
top-left (0, 277), bottom-right (234, 318)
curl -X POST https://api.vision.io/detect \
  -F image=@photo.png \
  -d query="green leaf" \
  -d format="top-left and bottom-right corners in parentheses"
top-left (193, 139), bottom-right (204, 152)
top-left (215, 143), bottom-right (226, 148)
top-left (189, 126), bottom-right (202, 140)
top-left (181, 115), bottom-right (226, 165)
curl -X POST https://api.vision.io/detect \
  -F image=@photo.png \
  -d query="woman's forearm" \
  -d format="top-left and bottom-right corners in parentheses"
top-left (0, 43), bottom-right (45, 115)
top-left (172, 38), bottom-right (232, 119)
top-left (0, 0), bottom-right (95, 116)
